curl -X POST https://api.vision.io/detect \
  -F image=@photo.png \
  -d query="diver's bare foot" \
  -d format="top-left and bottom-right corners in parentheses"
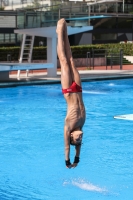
top-left (56, 18), bottom-right (66, 34)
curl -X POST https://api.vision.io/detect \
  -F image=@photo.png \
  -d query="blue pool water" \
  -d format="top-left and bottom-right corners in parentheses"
top-left (0, 79), bottom-right (133, 200)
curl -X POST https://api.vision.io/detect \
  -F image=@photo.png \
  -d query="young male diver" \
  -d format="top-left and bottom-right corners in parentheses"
top-left (56, 19), bottom-right (86, 168)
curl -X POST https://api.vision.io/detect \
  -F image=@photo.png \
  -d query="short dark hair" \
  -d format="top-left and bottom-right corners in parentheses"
top-left (70, 136), bottom-right (82, 146)
top-left (70, 136), bottom-right (75, 146)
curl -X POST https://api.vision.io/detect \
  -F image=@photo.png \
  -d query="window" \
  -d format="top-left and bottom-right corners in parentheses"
top-left (0, 34), bottom-right (4, 43)
top-left (92, 18), bottom-right (117, 29)
top-left (0, 33), bottom-right (16, 44)
top-left (5, 34), bottom-right (10, 43)
top-left (10, 34), bottom-right (15, 43)
top-left (17, 34), bottom-right (23, 42)
top-left (118, 18), bottom-right (132, 28)
top-left (93, 33), bottom-right (117, 40)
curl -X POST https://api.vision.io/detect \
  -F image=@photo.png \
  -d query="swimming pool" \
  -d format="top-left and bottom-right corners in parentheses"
top-left (0, 79), bottom-right (133, 200)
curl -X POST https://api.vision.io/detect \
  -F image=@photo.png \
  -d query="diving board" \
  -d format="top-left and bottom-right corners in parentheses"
top-left (66, 15), bottom-right (111, 21)
top-left (0, 63), bottom-right (54, 81)
top-left (114, 114), bottom-right (133, 121)
top-left (41, 15), bottom-right (110, 23)
top-left (0, 63), bottom-right (54, 71)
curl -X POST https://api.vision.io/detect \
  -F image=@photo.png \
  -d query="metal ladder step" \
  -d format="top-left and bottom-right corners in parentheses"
top-left (19, 34), bottom-right (34, 64)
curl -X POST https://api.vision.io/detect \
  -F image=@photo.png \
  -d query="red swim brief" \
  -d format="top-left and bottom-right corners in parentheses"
top-left (62, 82), bottom-right (82, 94)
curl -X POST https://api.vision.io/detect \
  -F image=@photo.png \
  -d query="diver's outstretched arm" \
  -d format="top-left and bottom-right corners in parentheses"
top-left (64, 125), bottom-right (72, 168)
top-left (71, 145), bottom-right (81, 168)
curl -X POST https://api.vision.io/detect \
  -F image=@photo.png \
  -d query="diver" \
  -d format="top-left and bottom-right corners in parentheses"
top-left (56, 18), bottom-right (86, 168)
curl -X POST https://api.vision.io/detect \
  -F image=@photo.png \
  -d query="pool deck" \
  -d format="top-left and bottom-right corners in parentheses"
top-left (0, 68), bottom-right (133, 87)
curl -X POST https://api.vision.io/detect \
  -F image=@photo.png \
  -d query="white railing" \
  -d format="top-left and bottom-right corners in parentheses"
top-left (87, 0), bottom-right (122, 6)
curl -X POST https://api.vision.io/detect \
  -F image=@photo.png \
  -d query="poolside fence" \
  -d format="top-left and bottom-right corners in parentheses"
top-left (0, 47), bottom-right (127, 70)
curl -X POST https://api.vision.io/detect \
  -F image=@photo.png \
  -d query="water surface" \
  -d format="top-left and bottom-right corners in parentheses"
top-left (0, 79), bottom-right (133, 200)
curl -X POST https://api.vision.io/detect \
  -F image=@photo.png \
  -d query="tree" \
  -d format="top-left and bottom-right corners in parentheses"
top-left (0, 7), bottom-right (5, 10)
top-left (24, 0), bottom-right (41, 9)
top-left (32, 0), bottom-right (41, 8)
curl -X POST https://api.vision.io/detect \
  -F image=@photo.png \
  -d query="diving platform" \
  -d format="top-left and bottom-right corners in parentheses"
top-left (0, 63), bottom-right (54, 81)
top-left (14, 26), bottom-right (93, 78)
top-left (0, 25), bottom-right (93, 81)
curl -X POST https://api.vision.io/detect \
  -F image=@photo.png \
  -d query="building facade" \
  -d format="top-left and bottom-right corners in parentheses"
top-left (0, 0), bottom-right (133, 46)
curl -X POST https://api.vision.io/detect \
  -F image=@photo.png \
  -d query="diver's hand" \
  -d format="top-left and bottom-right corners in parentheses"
top-left (66, 164), bottom-right (72, 169)
top-left (65, 159), bottom-right (72, 169)
top-left (71, 163), bottom-right (78, 168)
top-left (71, 157), bottom-right (80, 168)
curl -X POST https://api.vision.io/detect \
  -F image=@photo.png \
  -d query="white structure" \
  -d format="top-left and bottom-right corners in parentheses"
top-left (4, 0), bottom-right (124, 11)
top-left (86, 0), bottom-right (122, 4)
top-left (70, 0), bottom-right (116, 1)
top-left (14, 26), bottom-right (93, 77)
top-left (0, 63), bottom-right (54, 71)
top-left (124, 56), bottom-right (133, 64)
top-left (0, 25), bottom-right (93, 80)
top-left (4, 0), bottom-right (51, 10)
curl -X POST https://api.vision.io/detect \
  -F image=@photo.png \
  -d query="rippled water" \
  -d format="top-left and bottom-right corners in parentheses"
top-left (0, 79), bottom-right (133, 200)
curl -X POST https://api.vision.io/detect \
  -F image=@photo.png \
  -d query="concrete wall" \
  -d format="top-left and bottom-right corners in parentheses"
top-left (57, 57), bottom-right (106, 68)
top-left (0, 72), bottom-right (9, 81)
top-left (69, 32), bottom-right (92, 46)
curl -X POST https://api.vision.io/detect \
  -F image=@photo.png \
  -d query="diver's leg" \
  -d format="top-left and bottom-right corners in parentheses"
top-left (56, 19), bottom-right (72, 89)
top-left (63, 21), bottom-right (81, 86)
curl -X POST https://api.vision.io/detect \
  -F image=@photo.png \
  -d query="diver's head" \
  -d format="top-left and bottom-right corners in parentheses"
top-left (70, 130), bottom-right (83, 146)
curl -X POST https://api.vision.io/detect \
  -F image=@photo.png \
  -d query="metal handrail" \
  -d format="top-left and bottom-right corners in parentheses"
top-left (86, 52), bottom-right (91, 69)
top-left (86, 49), bottom-right (123, 70)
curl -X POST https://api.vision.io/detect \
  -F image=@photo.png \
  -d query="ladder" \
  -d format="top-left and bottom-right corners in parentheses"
top-left (18, 34), bottom-right (35, 78)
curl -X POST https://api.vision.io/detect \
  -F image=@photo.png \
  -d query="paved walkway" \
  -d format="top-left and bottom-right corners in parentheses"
top-left (0, 68), bottom-right (133, 87)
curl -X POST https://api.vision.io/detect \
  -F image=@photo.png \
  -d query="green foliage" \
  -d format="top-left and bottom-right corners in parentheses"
top-left (32, 46), bottom-right (47, 60)
top-left (32, 0), bottom-right (41, 8)
top-left (71, 44), bottom-right (106, 58)
top-left (71, 43), bottom-right (133, 58)
top-left (0, 44), bottom-right (133, 62)
top-left (0, 47), bottom-right (20, 61)
top-left (0, 7), bottom-right (5, 10)
top-left (24, 0), bottom-right (41, 9)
